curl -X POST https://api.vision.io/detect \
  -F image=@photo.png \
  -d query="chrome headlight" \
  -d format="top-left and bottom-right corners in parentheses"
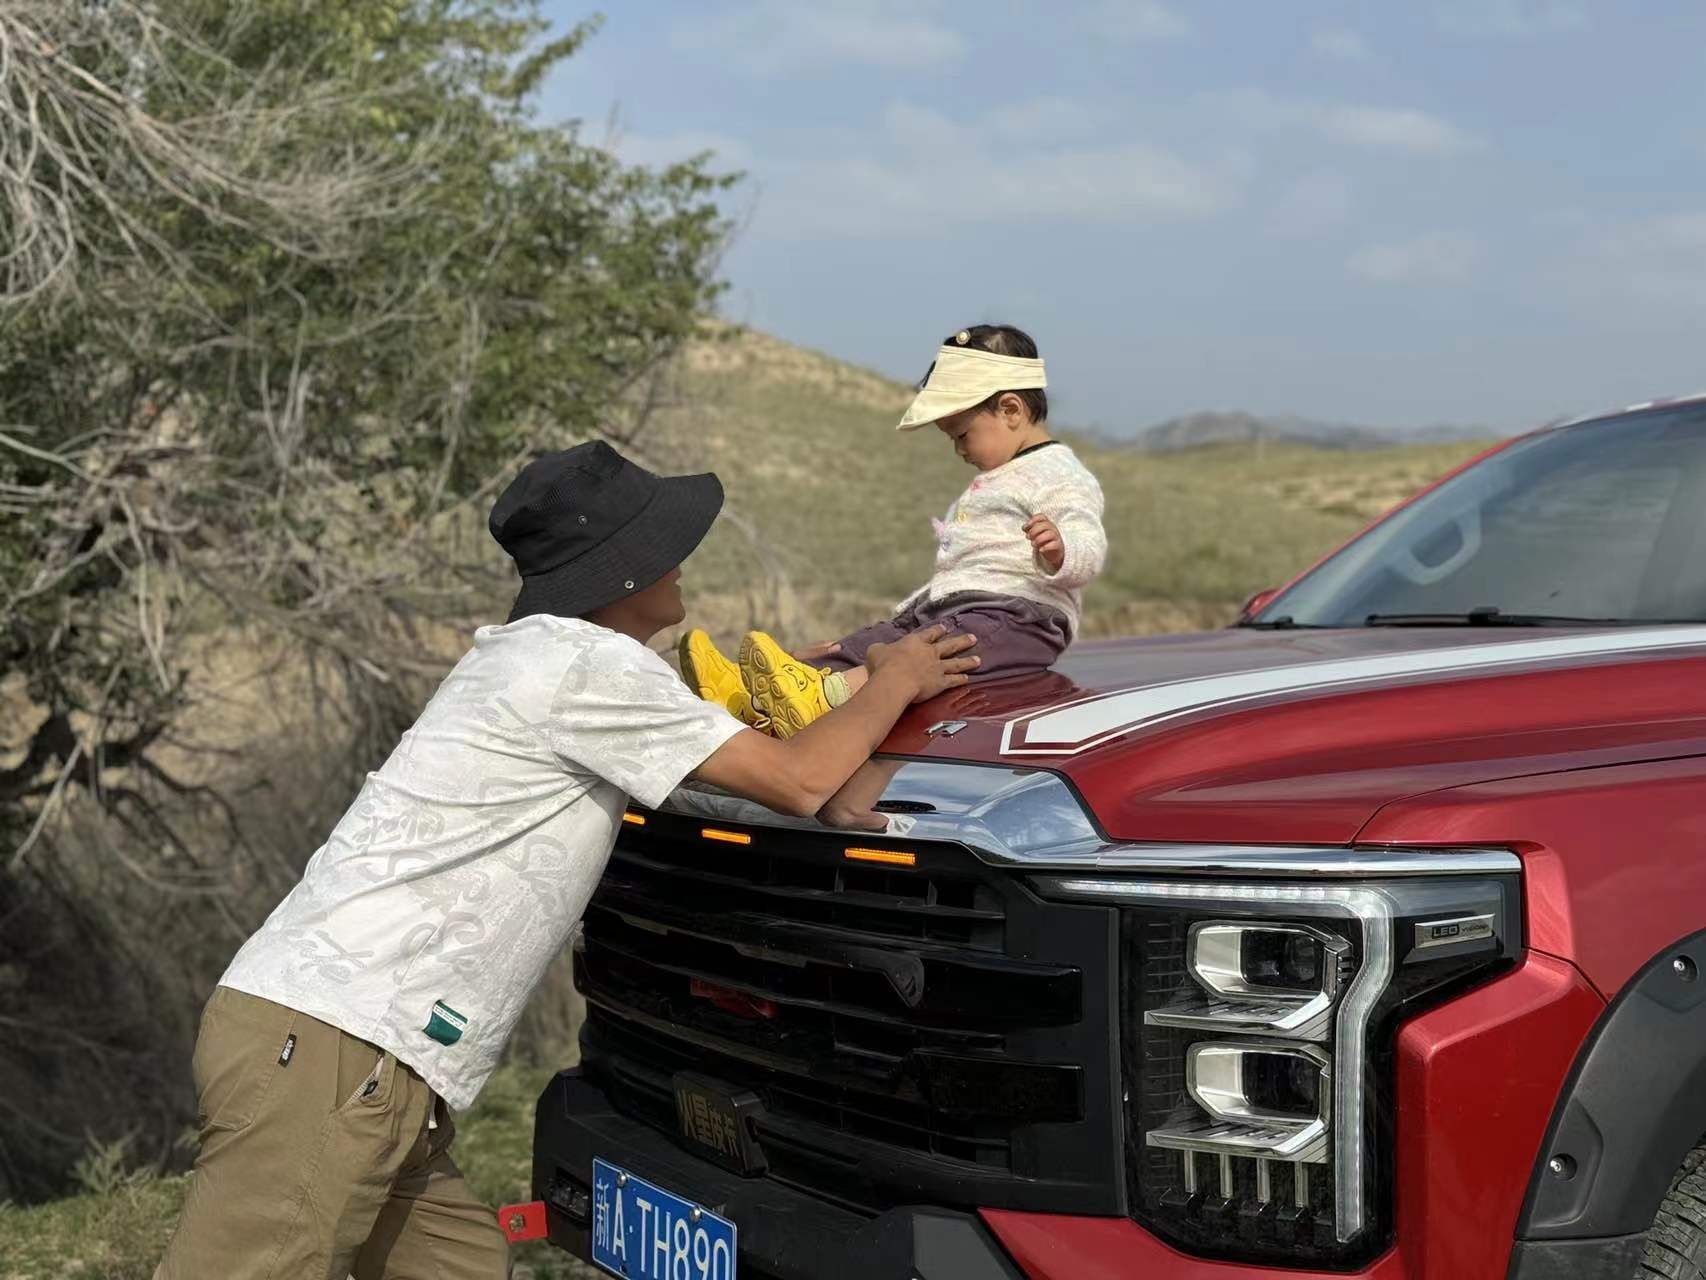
top-left (1041, 863), bottom-right (1520, 1269)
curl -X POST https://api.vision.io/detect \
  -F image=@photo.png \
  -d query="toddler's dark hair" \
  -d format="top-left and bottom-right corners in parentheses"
top-left (923, 324), bottom-right (1048, 423)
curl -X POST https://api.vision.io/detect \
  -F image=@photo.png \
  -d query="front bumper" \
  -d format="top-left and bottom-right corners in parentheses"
top-left (533, 954), bottom-right (1628, 1280)
top-left (534, 1070), bottom-right (1413, 1280)
top-left (533, 1070), bottom-right (1026, 1280)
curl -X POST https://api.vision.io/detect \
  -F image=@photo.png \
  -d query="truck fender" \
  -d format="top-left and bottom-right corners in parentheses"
top-left (1518, 926), bottom-right (1706, 1241)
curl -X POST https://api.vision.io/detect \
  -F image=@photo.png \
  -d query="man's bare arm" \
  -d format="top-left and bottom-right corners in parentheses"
top-left (690, 627), bottom-right (977, 817)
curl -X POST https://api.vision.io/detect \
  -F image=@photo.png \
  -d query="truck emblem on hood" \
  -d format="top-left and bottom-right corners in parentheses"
top-left (1002, 626), bottom-right (1706, 757)
top-left (925, 720), bottom-right (967, 737)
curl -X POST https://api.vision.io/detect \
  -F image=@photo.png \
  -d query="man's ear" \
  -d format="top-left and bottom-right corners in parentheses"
top-left (998, 391), bottom-right (1027, 427)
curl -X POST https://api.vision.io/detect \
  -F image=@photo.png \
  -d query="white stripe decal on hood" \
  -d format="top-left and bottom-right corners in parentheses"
top-left (1002, 627), bottom-right (1706, 757)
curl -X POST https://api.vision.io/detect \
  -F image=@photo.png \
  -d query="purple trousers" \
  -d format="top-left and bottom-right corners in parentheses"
top-left (821, 591), bottom-right (1071, 681)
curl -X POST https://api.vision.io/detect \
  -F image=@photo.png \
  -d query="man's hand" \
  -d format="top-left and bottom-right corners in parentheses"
top-left (817, 798), bottom-right (889, 832)
top-left (694, 626), bottom-right (979, 817)
top-left (865, 624), bottom-right (980, 704)
top-left (1025, 515), bottom-right (1065, 572)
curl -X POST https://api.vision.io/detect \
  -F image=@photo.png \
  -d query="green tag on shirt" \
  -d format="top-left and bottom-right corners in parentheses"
top-left (424, 1000), bottom-right (468, 1046)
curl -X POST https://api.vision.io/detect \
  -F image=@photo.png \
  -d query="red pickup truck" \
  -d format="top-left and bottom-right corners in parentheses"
top-left (527, 396), bottom-right (1706, 1279)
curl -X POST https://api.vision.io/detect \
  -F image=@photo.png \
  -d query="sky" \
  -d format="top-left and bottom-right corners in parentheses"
top-left (536, 1), bottom-right (1706, 436)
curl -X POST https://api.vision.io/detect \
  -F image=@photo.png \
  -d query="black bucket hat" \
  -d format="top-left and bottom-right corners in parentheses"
top-left (490, 441), bottom-right (723, 623)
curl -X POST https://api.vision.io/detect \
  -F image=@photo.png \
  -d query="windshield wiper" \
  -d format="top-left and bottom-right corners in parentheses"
top-left (1235, 615), bottom-right (1333, 630)
top-left (1364, 607), bottom-right (1631, 627)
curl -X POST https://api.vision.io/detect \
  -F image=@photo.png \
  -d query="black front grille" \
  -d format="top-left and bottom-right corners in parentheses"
top-left (576, 805), bottom-right (1124, 1216)
top-left (608, 835), bottom-right (1009, 950)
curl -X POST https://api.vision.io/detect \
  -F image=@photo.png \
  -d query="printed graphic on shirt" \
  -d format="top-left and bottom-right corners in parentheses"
top-left (424, 999), bottom-right (469, 1046)
top-left (214, 615), bottom-right (747, 1111)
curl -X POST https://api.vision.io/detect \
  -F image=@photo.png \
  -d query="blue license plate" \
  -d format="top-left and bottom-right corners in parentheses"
top-left (589, 1158), bottom-right (737, 1280)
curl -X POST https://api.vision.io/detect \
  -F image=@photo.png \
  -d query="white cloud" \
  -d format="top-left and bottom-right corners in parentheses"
top-left (984, 97), bottom-right (1113, 143)
top-left (762, 98), bottom-right (1238, 237)
top-left (1311, 28), bottom-right (1373, 61)
top-left (1348, 232), bottom-right (1482, 284)
top-left (1217, 90), bottom-right (1482, 155)
top-left (1085, 0), bottom-right (1191, 41)
top-left (882, 101), bottom-right (964, 152)
top-left (886, 97), bottom-right (1112, 149)
top-left (1435, 0), bottom-right (1588, 36)
top-left (1270, 172), bottom-right (1353, 237)
top-left (672, 2), bottom-right (963, 75)
top-left (1533, 206), bottom-right (1593, 232)
top-left (612, 130), bottom-right (754, 171)
top-left (1320, 105), bottom-right (1480, 154)
top-left (1574, 213), bottom-right (1706, 304)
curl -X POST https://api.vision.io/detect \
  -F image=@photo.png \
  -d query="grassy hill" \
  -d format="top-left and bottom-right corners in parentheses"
top-left (648, 328), bottom-right (1487, 646)
top-left (0, 327), bottom-right (1491, 1279)
top-left (1121, 408), bottom-right (1489, 453)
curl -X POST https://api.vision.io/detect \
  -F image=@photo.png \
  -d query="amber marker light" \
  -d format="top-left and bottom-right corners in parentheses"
top-left (844, 847), bottom-right (917, 868)
top-left (621, 812), bottom-right (646, 826)
top-left (701, 827), bottom-right (753, 845)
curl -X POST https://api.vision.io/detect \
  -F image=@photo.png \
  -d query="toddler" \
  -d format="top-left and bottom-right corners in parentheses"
top-left (682, 324), bottom-right (1107, 737)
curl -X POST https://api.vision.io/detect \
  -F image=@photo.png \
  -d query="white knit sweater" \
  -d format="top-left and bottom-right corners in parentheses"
top-left (903, 442), bottom-right (1107, 636)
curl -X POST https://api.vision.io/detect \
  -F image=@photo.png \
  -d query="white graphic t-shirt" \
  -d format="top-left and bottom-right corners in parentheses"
top-left (219, 615), bottom-right (745, 1110)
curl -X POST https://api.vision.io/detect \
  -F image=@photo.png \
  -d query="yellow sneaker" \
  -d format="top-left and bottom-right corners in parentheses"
top-left (679, 630), bottom-right (764, 728)
top-left (740, 631), bottom-right (835, 740)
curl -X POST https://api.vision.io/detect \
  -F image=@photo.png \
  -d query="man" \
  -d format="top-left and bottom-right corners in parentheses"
top-left (155, 442), bottom-right (977, 1278)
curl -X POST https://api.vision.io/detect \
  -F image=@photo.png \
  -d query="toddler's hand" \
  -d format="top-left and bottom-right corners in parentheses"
top-left (1025, 515), bottom-right (1065, 572)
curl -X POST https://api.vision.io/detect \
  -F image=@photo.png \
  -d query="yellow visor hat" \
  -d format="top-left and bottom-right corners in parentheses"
top-left (896, 345), bottom-right (1048, 432)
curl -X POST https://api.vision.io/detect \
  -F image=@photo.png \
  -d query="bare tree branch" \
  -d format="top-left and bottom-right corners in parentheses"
top-left (0, 1), bottom-right (438, 305)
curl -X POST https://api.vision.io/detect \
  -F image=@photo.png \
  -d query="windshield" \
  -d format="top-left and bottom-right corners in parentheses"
top-left (1255, 403), bottom-right (1706, 627)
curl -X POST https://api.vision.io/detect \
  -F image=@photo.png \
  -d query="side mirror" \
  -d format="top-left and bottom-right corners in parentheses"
top-left (1239, 587), bottom-right (1280, 621)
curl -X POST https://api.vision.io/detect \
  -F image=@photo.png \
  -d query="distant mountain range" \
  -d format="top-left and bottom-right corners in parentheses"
top-left (1115, 410), bottom-right (1493, 453)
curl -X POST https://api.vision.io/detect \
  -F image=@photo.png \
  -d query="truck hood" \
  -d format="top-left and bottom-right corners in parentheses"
top-left (880, 625), bottom-right (1706, 845)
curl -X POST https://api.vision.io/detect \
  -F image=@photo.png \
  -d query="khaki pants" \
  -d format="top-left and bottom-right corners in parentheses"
top-left (155, 988), bottom-right (510, 1280)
